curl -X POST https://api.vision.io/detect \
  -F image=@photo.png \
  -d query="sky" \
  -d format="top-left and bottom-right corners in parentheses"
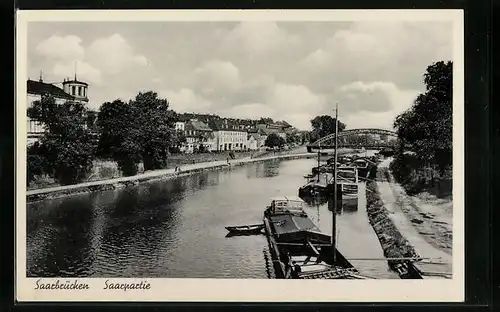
top-left (27, 21), bottom-right (453, 131)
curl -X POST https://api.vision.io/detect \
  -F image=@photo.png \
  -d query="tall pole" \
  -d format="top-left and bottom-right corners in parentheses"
top-left (317, 140), bottom-right (321, 182)
top-left (332, 103), bottom-right (339, 260)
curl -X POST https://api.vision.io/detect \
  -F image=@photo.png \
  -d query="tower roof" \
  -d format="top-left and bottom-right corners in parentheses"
top-left (62, 79), bottom-right (88, 86)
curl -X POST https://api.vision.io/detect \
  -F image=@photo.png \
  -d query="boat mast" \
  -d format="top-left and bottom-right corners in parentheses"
top-left (317, 139), bottom-right (321, 182)
top-left (332, 103), bottom-right (339, 258)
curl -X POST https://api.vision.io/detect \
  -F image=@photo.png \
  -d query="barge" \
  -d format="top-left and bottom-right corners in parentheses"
top-left (263, 196), bottom-right (362, 279)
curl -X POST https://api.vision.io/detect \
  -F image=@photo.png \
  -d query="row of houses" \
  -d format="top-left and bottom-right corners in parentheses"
top-left (174, 118), bottom-right (294, 153)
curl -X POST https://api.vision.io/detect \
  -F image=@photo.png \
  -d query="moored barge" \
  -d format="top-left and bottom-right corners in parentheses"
top-left (263, 196), bottom-right (362, 279)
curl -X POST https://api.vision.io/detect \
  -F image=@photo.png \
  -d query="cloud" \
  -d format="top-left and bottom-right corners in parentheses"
top-left (193, 60), bottom-right (241, 96)
top-left (298, 21), bottom-right (453, 93)
top-left (301, 49), bottom-right (331, 69)
top-left (151, 77), bottom-right (163, 84)
top-left (87, 34), bottom-right (150, 75)
top-left (282, 113), bottom-right (316, 131)
top-left (335, 81), bottom-right (420, 130)
top-left (35, 35), bottom-right (85, 61)
top-left (222, 22), bottom-right (300, 56)
top-left (220, 103), bottom-right (277, 120)
top-left (52, 60), bottom-right (102, 84)
top-left (159, 88), bottom-right (212, 113)
top-left (266, 83), bottom-right (326, 115)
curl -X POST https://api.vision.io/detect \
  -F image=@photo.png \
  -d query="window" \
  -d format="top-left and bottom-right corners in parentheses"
top-left (78, 86), bottom-right (82, 96)
top-left (72, 86), bottom-right (76, 95)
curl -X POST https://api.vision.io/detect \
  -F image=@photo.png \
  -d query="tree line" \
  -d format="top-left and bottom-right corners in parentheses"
top-left (390, 61), bottom-right (453, 196)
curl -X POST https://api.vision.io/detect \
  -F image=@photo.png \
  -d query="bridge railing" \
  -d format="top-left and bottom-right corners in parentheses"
top-left (307, 128), bottom-right (399, 149)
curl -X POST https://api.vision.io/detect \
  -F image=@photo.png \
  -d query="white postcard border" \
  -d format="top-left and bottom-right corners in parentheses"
top-left (16, 9), bottom-right (465, 302)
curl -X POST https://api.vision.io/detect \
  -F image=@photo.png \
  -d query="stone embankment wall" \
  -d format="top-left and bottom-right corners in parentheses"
top-left (365, 167), bottom-right (419, 268)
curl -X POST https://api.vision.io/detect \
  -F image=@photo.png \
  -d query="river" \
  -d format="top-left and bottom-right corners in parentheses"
top-left (27, 157), bottom-right (399, 279)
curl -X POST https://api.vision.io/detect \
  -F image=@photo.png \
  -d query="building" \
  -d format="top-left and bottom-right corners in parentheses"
top-left (27, 75), bottom-right (90, 145)
top-left (182, 119), bottom-right (216, 153)
top-left (256, 122), bottom-right (287, 140)
top-left (256, 129), bottom-right (268, 149)
top-left (247, 133), bottom-right (259, 150)
top-left (215, 128), bottom-right (248, 151)
top-left (174, 121), bottom-right (185, 132)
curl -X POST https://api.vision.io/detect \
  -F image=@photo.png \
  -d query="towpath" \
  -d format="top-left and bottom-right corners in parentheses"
top-left (376, 158), bottom-right (453, 279)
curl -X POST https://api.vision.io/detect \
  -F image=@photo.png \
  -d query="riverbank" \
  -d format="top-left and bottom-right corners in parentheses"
top-left (26, 152), bottom-right (315, 203)
top-left (365, 177), bottom-right (419, 267)
top-left (379, 158), bottom-right (453, 255)
top-left (371, 158), bottom-right (453, 278)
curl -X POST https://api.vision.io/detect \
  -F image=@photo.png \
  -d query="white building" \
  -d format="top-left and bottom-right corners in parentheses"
top-left (27, 75), bottom-right (89, 145)
top-left (174, 121), bottom-right (185, 132)
top-left (247, 133), bottom-right (259, 150)
top-left (215, 128), bottom-right (248, 151)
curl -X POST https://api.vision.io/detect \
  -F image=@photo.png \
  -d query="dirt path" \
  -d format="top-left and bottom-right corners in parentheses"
top-left (376, 158), bottom-right (452, 278)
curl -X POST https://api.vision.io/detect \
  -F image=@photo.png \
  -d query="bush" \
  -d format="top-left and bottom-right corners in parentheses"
top-left (389, 152), bottom-right (451, 196)
top-left (117, 157), bottom-right (139, 176)
top-left (27, 143), bottom-right (48, 184)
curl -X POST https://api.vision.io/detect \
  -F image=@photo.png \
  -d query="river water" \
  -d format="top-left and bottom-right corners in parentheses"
top-left (27, 157), bottom-right (398, 279)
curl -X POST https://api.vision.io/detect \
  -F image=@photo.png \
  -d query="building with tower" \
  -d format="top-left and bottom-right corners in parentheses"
top-left (61, 76), bottom-right (89, 103)
top-left (27, 72), bottom-right (90, 145)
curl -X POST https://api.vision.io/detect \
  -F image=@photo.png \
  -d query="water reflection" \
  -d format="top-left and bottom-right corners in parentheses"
top-left (28, 198), bottom-right (96, 277)
top-left (248, 160), bottom-right (280, 179)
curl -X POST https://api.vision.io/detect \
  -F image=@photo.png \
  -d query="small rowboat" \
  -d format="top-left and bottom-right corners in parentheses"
top-left (225, 223), bottom-right (265, 234)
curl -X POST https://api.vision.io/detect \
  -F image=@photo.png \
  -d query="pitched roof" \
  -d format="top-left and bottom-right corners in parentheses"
top-left (260, 127), bottom-right (282, 135)
top-left (217, 127), bottom-right (247, 132)
top-left (248, 133), bottom-right (260, 140)
top-left (190, 120), bottom-right (212, 131)
top-left (27, 80), bottom-right (75, 100)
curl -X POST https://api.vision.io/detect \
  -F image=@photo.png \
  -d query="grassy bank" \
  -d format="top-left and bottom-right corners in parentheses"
top-left (365, 171), bottom-right (419, 268)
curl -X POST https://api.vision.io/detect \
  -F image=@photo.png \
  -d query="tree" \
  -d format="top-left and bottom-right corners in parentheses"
top-left (265, 133), bottom-right (285, 149)
top-left (86, 110), bottom-right (98, 132)
top-left (96, 92), bottom-right (177, 175)
top-left (170, 131), bottom-right (186, 153)
top-left (27, 95), bottom-right (96, 185)
top-left (132, 91), bottom-right (177, 170)
top-left (97, 100), bottom-right (141, 175)
top-left (310, 115), bottom-right (346, 142)
top-left (393, 61), bottom-right (452, 173)
top-left (259, 117), bottom-right (274, 124)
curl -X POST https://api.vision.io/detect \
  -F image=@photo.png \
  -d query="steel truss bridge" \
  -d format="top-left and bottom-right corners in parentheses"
top-left (306, 128), bottom-right (399, 153)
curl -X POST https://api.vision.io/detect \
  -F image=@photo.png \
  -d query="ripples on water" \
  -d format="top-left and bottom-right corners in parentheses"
top-left (27, 158), bottom-right (398, 279)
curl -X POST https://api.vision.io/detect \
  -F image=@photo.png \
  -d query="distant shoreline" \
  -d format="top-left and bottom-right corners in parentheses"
top-left (26, 152), bottom-right (319, 203)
